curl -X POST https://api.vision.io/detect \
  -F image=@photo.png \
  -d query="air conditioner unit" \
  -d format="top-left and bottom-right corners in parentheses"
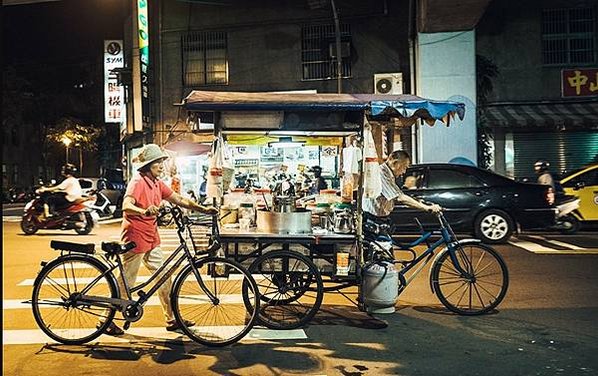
top-left (374, 73), bottom-right (403, 95)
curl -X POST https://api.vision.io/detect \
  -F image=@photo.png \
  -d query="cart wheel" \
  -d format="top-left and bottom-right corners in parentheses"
top-left (242, 250), bottom-right (323, 330)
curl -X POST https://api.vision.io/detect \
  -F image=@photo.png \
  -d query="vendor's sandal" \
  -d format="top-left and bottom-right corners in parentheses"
top-left (98, 322), bottom-right (125, 336)
top-left (166, 319), bottom-right (195, 332)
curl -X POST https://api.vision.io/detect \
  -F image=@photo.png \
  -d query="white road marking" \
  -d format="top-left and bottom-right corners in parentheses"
top-left (525, 235), bottom-right (587, 250)
top-left (18, 273), bottom-right (264, 286)
top-left (5, 294), bottom-right (249, 310)
top-left (509, 236), bottom-right (598, 255)
top-left (2, 327), bottom-right (306, 345)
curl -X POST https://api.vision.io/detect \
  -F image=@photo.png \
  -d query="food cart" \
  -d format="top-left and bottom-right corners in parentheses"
top-left (181, 90), bottom-right (465, 329)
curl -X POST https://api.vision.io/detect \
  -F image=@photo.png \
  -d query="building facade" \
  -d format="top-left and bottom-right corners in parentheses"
top-left (477, 0), bottom-right (598, 179)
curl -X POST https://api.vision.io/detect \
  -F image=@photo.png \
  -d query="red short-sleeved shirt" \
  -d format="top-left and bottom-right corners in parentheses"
top-left (121, 173), bottom-right (173, 254)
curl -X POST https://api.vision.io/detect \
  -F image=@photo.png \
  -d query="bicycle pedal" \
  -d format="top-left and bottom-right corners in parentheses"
top-left (123, 322), bottom-right (131, 330)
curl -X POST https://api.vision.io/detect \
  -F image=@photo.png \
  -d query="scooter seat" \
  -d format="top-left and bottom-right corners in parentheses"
top-left (50, 240), bottom-right (95, 254)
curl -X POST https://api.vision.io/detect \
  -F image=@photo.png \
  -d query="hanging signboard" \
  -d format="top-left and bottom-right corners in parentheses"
top-left (103, 40), bottom-right (125, 123)
top-left (137, 0), bottom-right (150, 124)
top-left (561, 68), bottom-right (598, 97)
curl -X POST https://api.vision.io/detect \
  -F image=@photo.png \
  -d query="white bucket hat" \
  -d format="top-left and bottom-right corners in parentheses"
top-left (133, 144), bottom-right (169, 171)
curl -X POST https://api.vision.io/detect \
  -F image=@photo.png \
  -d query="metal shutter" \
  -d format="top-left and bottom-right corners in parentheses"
top-left (513, 131), bottom-right (598, 179)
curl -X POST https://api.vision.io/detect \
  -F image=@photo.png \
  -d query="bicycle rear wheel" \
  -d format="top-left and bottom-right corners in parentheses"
top-left (171, 257), bottom-right (258, 347)
top-left (31, 255), bottom-right (119, 344)
top-left (431, 243), bottom-right (509, 315)
top-left (242, 250), bottom-right (324, 330)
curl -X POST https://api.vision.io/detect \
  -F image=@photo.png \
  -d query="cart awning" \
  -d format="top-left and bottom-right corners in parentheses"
top-left (182, 91), bottom-right (465, 126)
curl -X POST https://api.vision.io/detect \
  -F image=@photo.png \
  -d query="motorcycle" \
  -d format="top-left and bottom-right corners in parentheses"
top-left (553, 194), bottom-right (581, 234)
top-left (20, 191), bottom-right (99, 235)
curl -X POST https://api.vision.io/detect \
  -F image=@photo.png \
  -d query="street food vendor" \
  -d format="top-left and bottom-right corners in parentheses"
top-left (308, 165), bottom-right (328, 195)
top-left (363, 150), bottom-right (441, 220)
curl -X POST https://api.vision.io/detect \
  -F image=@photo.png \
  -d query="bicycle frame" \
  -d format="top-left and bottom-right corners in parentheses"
top-left (75, 211), bottom-right (218, 319)
top-left (368, 212), bottom-right (472, 293)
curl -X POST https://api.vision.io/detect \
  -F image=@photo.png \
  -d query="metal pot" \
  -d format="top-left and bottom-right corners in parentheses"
top-left (272, 195), bottom-right (296, 212)
top-left (333, 209), bottom-right (354, 233)
top-left (256, 209), bottom-right (312, 234)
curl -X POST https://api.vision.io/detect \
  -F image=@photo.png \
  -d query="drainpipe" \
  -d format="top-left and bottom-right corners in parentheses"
top-left (408, 0), bottom-right (418, 162)
top-left (331, 0), bottom-right (342, 93)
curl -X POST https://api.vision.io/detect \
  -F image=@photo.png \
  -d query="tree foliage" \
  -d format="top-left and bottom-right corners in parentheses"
top-left (476, 54), bottom-right (499, 169)
top-left (47, 117), bottom-right (102, 151)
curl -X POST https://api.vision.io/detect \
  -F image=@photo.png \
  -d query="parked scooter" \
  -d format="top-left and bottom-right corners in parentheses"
top-left (553, 194), bottom-right (581, 234)
top-left (20, 191), bottom-right (98, 235)
top-left (83, 189), bottom-right (115, 219)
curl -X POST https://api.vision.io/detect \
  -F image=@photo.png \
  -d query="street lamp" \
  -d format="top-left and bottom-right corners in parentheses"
top-left (62, 136), bottom-right (72, 163)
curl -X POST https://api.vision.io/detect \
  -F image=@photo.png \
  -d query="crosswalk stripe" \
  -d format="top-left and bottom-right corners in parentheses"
top-left (2, 327), bottom-right (307, 345)
top-left (525, 235), bottom-right (587, 250)
top-left (4, 294), bottom-right (250, 310)
top-left (509, 237), bottom-right (598, 254)
top-left (18, 273), bottom-right (264, 286)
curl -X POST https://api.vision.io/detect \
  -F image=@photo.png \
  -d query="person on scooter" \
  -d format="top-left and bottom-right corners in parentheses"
top-left (534, 159), bottom-right (557, 191)
top-left (37, 163), bottom-right (83, 218)
top-left (99, 144), bottom-right (218, 336)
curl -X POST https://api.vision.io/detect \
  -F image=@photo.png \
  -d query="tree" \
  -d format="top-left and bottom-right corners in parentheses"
top-left (47, 117), bottom-right (102, 172)
top-left (476, 54), bottom-right (499, 169)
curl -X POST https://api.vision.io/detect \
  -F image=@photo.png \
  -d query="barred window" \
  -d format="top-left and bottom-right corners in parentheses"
top-left (542, 8), bottom-right (596, 65)
top-left (182, 31), bottom-right (228, 86)
top-left (301, 24), bottom-right (352, 81)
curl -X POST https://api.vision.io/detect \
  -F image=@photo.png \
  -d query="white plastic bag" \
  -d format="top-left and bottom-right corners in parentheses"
top-left (206, 136), bottom-right (224, 198)
top-left (363, 122), bottom-right (382, 198)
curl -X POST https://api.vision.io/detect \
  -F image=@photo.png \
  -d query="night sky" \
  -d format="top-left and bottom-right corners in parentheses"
top-left (3, 0), bottom-right (126, 67)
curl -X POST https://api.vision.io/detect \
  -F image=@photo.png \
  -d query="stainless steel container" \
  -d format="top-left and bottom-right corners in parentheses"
top-left (256, 209), bottom-right (312, 234)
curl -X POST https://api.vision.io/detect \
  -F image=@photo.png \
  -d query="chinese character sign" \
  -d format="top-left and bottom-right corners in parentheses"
top-left (562, 68), bottom-right (598, 98)
top-left (137, 0), bottom-right (150, 122)
top-left (104, 40), bottom-right (125, 123)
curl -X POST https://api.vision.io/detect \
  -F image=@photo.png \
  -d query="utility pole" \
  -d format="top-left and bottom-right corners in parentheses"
top-left (331, 0), bottom-right (342, 93)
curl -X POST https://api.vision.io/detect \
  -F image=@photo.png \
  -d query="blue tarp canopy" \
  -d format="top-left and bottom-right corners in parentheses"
top-left (182, 91), bottom-right (466, 127)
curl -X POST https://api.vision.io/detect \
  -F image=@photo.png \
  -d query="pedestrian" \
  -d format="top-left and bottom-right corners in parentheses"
top-left (308, 165), bottom-right (328, 195)
top-left (99, 144), bottom-right (218, 336)
top-left (363, 150), bottom-right (441, 221)
top-left (170, 165), bottom-right (181, 194)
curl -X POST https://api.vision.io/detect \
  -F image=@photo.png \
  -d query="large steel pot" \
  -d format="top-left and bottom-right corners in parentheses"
top-left (256, 209), bottom-right (312, 234)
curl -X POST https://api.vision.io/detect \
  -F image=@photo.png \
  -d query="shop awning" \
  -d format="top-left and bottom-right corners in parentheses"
top-left (483, 101), bottom-right (598, 129)
top-left (182, 91), bottom-right (465, 126)
top-left (163, 140), bottom-right (211, 156)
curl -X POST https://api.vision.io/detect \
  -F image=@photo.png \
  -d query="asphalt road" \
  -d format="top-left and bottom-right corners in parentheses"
top-left (3, 216), bottom-right (598, 376)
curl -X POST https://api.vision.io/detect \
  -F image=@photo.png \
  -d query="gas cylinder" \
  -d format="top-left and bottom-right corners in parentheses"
top-left (362, 261), bottom-right (399, 314)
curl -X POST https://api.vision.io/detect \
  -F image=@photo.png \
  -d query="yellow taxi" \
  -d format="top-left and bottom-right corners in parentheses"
top-left (560, 163), bottom-right (598, 222)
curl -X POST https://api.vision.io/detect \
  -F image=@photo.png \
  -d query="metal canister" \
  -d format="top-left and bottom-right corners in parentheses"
top-left (362, 261), bottom-right (398, 314)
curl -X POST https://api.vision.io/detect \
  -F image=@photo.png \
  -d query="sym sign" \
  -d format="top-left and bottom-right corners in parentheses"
top-left (561, 68), bottom-right (598, 97)
top-left (104, 40), bottom-right (125, 123)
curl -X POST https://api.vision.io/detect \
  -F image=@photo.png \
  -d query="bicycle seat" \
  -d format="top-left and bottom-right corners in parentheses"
top-left (101, 241), bottom-right (136, 255)
top-left (50, 240), bottom-right (95, 254)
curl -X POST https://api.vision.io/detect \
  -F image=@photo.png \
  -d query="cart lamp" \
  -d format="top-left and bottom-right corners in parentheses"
top-left (268, 136), bottom-right (305, 148)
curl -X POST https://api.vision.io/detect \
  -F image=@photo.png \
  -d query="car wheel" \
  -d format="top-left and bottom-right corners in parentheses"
top-left (559, 214), bottom-right (580, 235)
top-left (474, 209), bottom-right (514, 244)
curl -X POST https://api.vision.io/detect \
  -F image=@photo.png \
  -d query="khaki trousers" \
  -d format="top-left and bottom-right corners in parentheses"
top-left (117, 247), bottom-right (175, 323)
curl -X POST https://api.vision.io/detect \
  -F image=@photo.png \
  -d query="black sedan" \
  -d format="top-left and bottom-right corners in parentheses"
top-left (389, 164), bottom-right (557, 243)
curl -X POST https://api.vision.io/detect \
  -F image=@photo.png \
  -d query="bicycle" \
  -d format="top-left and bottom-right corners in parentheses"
top-left (364, 211), bottom-right (509, 315)
top-left (30, 206), bottom-right (259, 347)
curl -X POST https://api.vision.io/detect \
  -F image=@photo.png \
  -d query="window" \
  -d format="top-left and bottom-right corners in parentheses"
top-left (426, 169), bottom-right (484, 190)
top-left (562, 169), bottom-right (598, 188)
top-left (301, 24), bottom-right (352, 80)
top-left (182, 31), bottom-right (228, 86)
top-left (542, 8), bottom-right (596, 65)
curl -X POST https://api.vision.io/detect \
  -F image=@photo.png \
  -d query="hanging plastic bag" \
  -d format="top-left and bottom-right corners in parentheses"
top-left (207, 136), bottom-right (224, 198)
top-left (221, 135), bottom-right (235, 191)
top-left (363, 122), bottom-right (382, 198)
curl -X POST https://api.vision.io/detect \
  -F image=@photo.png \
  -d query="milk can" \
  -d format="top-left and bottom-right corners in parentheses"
top-left (362, 261), bottom-right (398, 314)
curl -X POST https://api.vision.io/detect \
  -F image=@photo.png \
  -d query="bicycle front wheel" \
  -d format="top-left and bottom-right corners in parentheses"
top-left (171, 257), bottom-right (258, 347)
top-left (431, 243), bottom-right (509, 315)
top-left (31, 255), bottom-right (119, 345)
